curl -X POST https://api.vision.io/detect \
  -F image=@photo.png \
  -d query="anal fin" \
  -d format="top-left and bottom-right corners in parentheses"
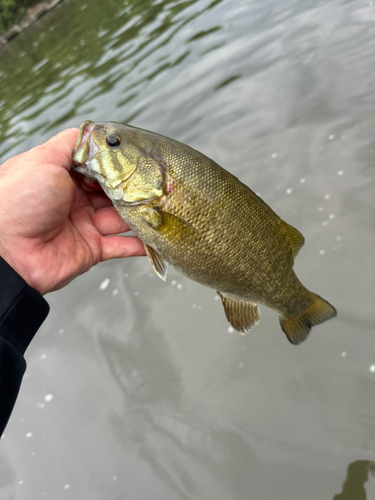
top-left (218, 292), bottom-right (260, 333)
top-left (144, 244), bottom-right (168, 281)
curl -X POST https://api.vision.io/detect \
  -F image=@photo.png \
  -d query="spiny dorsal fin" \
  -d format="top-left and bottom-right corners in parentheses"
top-left (218, 292), bottom-right (260, 333)
top-left (144, 244), bottom-right (168, 281)
top-left (280, 221), bottom-right (305, 259)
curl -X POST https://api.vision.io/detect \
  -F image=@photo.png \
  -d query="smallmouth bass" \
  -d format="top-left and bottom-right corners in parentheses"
top-left (72, 121), bottom-right (336, 344)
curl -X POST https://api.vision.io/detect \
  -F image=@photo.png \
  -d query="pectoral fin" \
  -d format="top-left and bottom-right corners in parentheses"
top-left (218, 292), bottom-right (260, 333)
top-left (144, 244), bottom-right (168, 281)
top-left (154, 209), bottom-right (200, 242)
top-left (156, 209), bottom-right (198, 230)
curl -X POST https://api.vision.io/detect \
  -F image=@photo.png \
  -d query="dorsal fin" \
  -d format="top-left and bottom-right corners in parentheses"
top-left (217, 292), bottom-right (260, 333)
top-left (280, 221), bottom-right (305, 259)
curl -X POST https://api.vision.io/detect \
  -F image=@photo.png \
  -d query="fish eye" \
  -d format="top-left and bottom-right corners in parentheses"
top-left (106, 135), bottom-right (121, 147)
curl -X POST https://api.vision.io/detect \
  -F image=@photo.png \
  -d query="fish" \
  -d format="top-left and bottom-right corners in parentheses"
top-left (72, 121), bottom-right (336, 344)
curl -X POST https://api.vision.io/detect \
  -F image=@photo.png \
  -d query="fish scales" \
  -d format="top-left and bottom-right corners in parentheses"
top-left (72, 121), bottom-right (336, 344)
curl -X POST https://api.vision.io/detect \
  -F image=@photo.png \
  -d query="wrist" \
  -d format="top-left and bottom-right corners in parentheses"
top-left (0, 251), bottom-right (38, 295)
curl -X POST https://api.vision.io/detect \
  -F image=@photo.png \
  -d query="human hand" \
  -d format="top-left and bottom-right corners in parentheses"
top-left (0, 129), bottom-right (145, 295)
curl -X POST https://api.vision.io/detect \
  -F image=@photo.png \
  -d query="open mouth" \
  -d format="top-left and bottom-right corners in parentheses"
top-left (72, 121), bottom-right (98, 169)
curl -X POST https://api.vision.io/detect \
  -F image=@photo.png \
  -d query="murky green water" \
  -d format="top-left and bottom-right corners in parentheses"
top-left (1, 0), bottom-right (375, 498)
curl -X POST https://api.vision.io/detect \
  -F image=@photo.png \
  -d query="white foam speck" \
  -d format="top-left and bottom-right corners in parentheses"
top-left (271, 152), bottom-right (277, 158)
top-left (319, 250), bottom-right (326, 255)
top-left (318, 207), bottom-right (324, 212)
top-left (100, 278), bottom-right (110, 290)
top-left (324, 194), bottom-right (331, 199)
top-left (329, 214), bottom-right (335, 220)
top-left (341, 351), bottom-right (347, 358)
top-left (171, 280), bottom-right (177, 286)
top-left (228, 326), bottom-right (234, 333)
top-left (40, 354), bottom-right (46, 360)
top-left (64, 484), bottom-right (70, 490)
top-left (112, 289), bottom-right (118, 297)
top-left (322, 221), bottom-right (329, 226)
top-left (286, 188), bottom-right (293, 194)
top-left (370, 365), bottom-right (375, 373)
top-left (214, 295), bottom-right (220, 301)
top-left (337, 170), bottom-right (344, 176)
top-left (37, 403), bottom-right (45, 409)
top-left (177, 284), bottom-right (183, 290)
top-left (19, 480), bottom-right (24, 485)
top-left (25, 432), bottom-right (33, 438)
top-left (44, 394), bottom-right (53, 402)
top-left (329, 134), bottom-right (335, 140)
top-left (300, 178), bottom-right (306, 183)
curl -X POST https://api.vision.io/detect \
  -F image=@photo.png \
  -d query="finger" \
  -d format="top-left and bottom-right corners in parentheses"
top-left (31, 128), bottom-right (79, 171)
top-left (83, 177), bottom-right (101, 190)
top-left (70, 170), bottom-right (102, 193)
top-left (88, 192), bottom-right (113, 210)
top-left (91, 206), bottom-right (130, 235)
top-left (100, 235), bottom-right (146, 261)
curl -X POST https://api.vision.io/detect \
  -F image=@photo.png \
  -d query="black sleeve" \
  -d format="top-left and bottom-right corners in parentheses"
top-left (0, 257), bottom-right (49, 436)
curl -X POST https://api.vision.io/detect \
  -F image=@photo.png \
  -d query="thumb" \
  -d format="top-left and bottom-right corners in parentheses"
top-left (30, 128), bottom-right (79, 171)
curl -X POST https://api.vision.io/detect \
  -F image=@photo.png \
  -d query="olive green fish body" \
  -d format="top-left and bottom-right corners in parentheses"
top-left (73, 121), bottom-right (336, 344)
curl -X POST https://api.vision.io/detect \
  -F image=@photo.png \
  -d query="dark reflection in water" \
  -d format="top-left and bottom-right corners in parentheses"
top-left (333, 461), bottom-right (375, 500)
top-left (96, 271), bottom-right (258, 500)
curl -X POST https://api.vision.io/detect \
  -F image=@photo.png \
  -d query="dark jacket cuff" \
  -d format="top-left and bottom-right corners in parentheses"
top-left (0, 256), bottom-right (50, 355)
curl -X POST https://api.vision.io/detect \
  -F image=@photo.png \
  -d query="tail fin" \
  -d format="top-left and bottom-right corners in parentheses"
top-left (280, 293), bottom-right (337, 345)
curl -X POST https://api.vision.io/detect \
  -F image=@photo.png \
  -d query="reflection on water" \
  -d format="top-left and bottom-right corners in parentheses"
top-left (333, 461), bottom-right (375, 500)
top-left (1, 0), bottom-right (375, 498)
top-left (96, 272), bottom-right (260, 500)
top-left (0, 0), bottom-right (225, 156)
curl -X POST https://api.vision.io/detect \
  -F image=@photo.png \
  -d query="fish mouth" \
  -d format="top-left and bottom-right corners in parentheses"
top-left (72, 121), bottom-right (99, 175)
